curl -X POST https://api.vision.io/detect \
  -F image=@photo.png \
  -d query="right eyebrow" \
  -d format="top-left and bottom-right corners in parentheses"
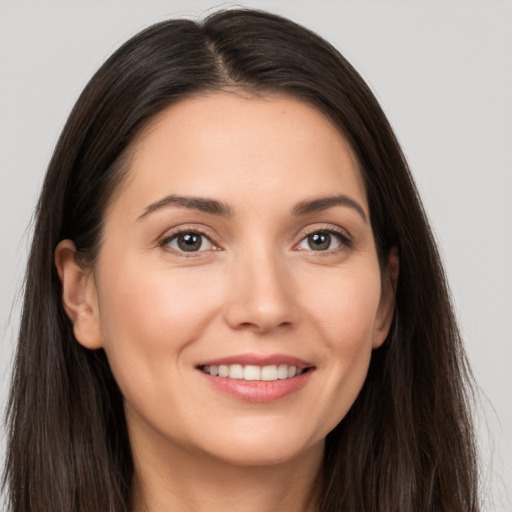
top-left (137, 194), bottom-right (233, 221)
top-left (292, 194), bottom-right (368, 223)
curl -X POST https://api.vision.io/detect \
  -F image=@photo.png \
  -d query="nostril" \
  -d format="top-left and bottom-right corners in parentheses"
top-left (235, 320), bottom-right (293, 334)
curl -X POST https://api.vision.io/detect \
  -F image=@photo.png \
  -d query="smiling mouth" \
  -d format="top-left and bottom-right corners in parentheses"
top-left (199, 364), bottom-right (312, 381)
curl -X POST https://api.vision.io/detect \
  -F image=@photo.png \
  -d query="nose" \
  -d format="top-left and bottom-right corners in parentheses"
top-left (223, 249), bottom-right (299, 334)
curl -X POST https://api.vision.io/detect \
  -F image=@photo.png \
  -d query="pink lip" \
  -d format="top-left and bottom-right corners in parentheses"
top-left (196, 353), bottom-right (312, 368)
top-left (198, 370), bottom-right (313, 402)
top-left (196, 353), bottom-right (315, 403)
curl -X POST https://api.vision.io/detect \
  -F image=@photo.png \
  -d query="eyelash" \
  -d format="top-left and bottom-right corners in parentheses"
top-left (297, 226), bottom-right (353, 254)
top-left (159, 229), bottom-right (218, 256)
top-left (159, 225), bottom-right (352, 256)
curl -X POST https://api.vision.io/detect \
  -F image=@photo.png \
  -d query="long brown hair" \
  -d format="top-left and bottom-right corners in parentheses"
top-left (3, 8), bottom-right (479, 511)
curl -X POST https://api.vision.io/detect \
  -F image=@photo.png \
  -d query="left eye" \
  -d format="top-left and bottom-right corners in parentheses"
top-left (297, 231), bottom-right (343, 251)
top-left (165, 232), bottom-right (214, 253)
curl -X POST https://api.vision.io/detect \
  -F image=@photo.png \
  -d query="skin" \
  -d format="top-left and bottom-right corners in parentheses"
top-left (56, 93), bottom-right (398, 512)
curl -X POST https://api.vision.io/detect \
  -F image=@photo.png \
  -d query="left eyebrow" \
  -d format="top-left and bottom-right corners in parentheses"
top-left (292, 195), bottom-right (368, 223)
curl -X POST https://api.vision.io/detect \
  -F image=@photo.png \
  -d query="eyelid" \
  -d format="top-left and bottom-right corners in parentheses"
top-left (158, 225), bottom-right (221, 254)
top-left (156, 223), bottom-right (352, 255)
top-left (294, 224), bottom-right (353, 251)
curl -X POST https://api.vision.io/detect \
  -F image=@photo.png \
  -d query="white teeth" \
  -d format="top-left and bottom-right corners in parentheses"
top-left (202, 364), bottom-right (303, 381)
top-left (261, 365), bottom-right (277, 381)
top-left (277, 364), bottom-right (288, 379)
top-left (229, 364), bottom-right (244, 379)
top-left (244, 365), bottom-right (261, 380)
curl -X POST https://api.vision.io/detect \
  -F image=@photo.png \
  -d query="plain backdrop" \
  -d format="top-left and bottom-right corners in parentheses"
top-left (1, 1), bottom-right (511, 510)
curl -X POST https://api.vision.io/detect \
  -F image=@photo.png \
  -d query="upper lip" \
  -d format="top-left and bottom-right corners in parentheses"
top-left (196, 353), bottom-right (313, 369)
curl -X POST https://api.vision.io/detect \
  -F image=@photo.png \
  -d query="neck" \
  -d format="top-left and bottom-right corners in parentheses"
top-left (130, 434), bottom-right (323, 512)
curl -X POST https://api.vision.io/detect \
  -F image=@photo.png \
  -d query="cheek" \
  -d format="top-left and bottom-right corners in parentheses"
top-left (306, 263), bottom-right (383, 347)
top-left (94, 260), bottom-right (228, 440)
top-left (99, 260), bottom-right (219, 338)
top-left (302, 262), bottom-right (382, 416)
top-left (95, 259), bottom-right (223, 387)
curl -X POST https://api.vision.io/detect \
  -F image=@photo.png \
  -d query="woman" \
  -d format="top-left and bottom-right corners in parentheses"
top-left (3, 8), bottom-right (479, 512)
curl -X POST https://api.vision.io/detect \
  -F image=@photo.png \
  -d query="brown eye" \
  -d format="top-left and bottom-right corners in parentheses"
top-left (308, 233), bottom-right (331, 250)
top-left (297, 231), bottom-right (343, 251)
top-left (165, 232), bottom-right (213, 253)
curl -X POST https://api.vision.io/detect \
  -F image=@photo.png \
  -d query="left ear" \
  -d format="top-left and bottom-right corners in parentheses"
top-left (372, 248), bottom-right (399, 349)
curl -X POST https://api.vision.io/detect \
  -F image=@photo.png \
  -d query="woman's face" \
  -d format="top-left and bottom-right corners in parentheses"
top-left (65, 93), bottom-right (395, 468)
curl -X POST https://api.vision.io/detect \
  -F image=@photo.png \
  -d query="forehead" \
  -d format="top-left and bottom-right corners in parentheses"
top-left (110, 92), bottom-right (367, 219)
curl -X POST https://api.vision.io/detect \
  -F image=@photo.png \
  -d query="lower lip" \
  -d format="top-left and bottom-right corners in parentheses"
top-left (198, 370), bottom-right (313, 402)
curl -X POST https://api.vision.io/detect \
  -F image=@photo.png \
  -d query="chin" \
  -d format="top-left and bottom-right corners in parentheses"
top-left (195, 426), bottom-right (324, 468)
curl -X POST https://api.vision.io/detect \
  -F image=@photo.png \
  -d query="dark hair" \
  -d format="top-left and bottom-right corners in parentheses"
top-left (3, 8), bottom-right (479, 512)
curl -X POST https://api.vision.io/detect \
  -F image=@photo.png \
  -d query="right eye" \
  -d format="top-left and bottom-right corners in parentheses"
top-left (162, 231), bottom-right (214, 253)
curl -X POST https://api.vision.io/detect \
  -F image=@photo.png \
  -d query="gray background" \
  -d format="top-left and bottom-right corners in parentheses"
top-left (1, 1), bottom-right (511, 509)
